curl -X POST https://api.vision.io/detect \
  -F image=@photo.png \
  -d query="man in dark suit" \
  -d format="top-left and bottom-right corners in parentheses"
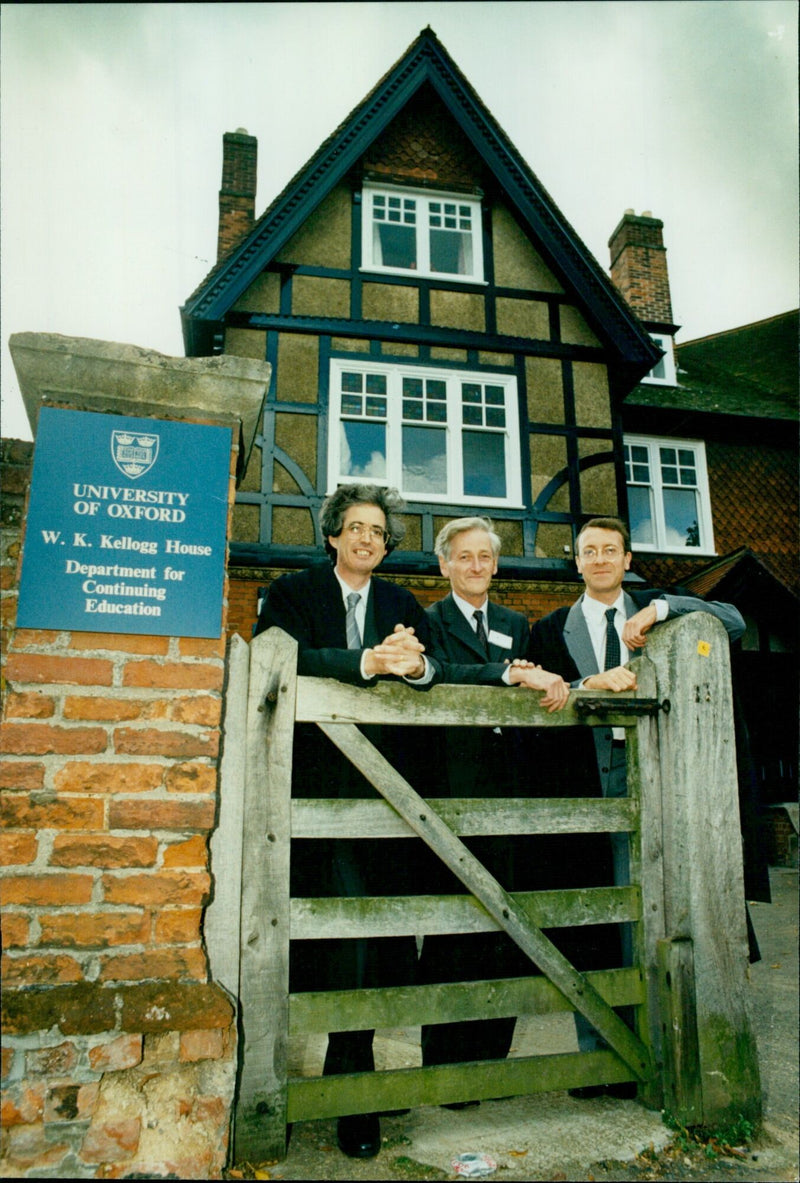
top-left (525, 515), bottom-right (745, 1096)
top-left (416, 516), bottom-right (569, 1086)
top-left (254, 483), bottom-right (433, 1159)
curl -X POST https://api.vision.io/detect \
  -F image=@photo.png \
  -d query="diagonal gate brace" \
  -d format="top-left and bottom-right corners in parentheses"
top-left (319, 721), bottom-right (652, 1082)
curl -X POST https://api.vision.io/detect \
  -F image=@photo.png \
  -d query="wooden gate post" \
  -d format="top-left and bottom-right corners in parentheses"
top-left (234, 628), bottom-right (298, 1163)
top-left (637, 612), bottom-right (761, 1128)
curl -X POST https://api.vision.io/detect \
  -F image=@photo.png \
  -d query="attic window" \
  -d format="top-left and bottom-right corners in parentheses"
top-left (362, 184), bottom-right (484, 283)
top-left (642, 334), bottom-right (677, 385)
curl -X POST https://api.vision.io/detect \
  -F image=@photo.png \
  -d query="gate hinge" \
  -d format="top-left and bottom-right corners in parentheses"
top-left (573, 696), bottom-right (670, 718)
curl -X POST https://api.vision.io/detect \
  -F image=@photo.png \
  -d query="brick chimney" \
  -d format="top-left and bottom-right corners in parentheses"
top-left (217, 128), bottom-right (257, 262)
top-left (608, 210), bottom-right (675, 327)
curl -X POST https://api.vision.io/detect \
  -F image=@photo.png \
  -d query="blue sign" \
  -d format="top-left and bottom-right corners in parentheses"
top-left (17, 408), bottom-right (231, 638)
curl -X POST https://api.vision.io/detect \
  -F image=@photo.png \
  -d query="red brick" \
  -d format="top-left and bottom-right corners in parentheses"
top-left (39, 911), bottom-right (150, 948)
top-left (102, 870), bottom-right (211, 907)
top-left (88, 1033), bottom-right (143, 1073)
top-left (3, 691), bottom-right (56, 719)
top-left (2, 952), bottom-right (83, 985)
top-left (1, 795), bottom-right (104, 831)
top-left (162, 835), bottom-right (207, 867)
top-left (180, 1028), bottom-right (224, 1062)
top-left (26, 1041), bottom-right (78, 1075)
top-left (179, 636), bottom-right (226, 658)
top-left (98, 947), bottom-right (207, 983)
top-left (54, 761), bottom-right (163, 794)
top-left (108, 798), bottom-right (215, 831)
top-left (8, 629), bottom-right (61, 647)
top-left (51, 834), bottom-right (158, 868)
top-left (0, 873), bottom-right (94, 906)
top-left (0, 722), bottom-right (107, 755)
top-left (1, 913), bottom-right (30, 948)
top-left (63, 696), bottom-right (143, 722)
top-left (0, 831), bottom-right (38, 865)
top-left (171, 696), bottom-right (222, 726)
top-left (0, 760), bottom-right (45, 789)
top-left (2, 1123), bottom-right (70, 1169)
top-left (79, 1117), bottom-right (141, 1163)
top-left (70, 632), bottom-right (169, 654)
top-left (122, 660), bottom-right (224, 691)
top-left (113, 727), bottom-right (218, 758)
top-left (4, 653), bottom-right (113, 686)
top-left (44, 1080), bottom-right (99, 1123)
top-left (154, 908), bottom-right (203, 944)
top-left (164, 763), bottom-right (217, 794)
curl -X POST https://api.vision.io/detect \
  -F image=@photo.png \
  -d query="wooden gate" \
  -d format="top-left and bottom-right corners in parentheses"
top-left (211, 613), bottom-right (761, 1163)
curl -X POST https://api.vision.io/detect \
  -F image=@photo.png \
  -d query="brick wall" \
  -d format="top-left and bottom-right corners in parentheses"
top-left (1, 436), bottom-right (238, 1178)
top-left (608, 211), bottom-right (674, 325)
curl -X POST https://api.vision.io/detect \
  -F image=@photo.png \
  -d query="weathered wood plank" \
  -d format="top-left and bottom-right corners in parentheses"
top-left (319, 720), bottom-right (651, 1081)
top-left (291, 796), bottom-right (638, 838)
top-left (291, 886), bottom-right (640, 939)
top-left (234, 629), bottom-right (297, 1164)
top-left (287, 1050), bottom-right (635, 1120)
top-left (290, 967), bottom-right (645, 1033)
top-left (658, 938), bottom-right (703, 1125)
top-left (297, 676), bottom-right (640, 728)
top-left (644, 614), bottom-right (761, 1126)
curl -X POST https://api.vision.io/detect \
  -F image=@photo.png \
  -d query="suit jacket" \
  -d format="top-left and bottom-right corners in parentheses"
top-left (427, 593), bottom-right (530, 687)
top-left (528, 588), bottom-right (746, 795)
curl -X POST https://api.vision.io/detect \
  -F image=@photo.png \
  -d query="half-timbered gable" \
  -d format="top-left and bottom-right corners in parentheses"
top-left (182, 29), bottom-right (658, 617)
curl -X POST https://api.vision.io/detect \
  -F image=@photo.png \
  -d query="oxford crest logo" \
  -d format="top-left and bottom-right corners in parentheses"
top-left (111, 430), bottom-right (160, 479)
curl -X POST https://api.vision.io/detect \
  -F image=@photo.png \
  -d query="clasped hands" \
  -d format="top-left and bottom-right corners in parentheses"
top-left (365, 624), bottom-right (427, 679)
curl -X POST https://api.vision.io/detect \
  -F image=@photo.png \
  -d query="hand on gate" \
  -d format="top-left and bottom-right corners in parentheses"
top-left (508, 660), bottom-right (570, 712)
top-left (367, 624), bottom-right (427, 679)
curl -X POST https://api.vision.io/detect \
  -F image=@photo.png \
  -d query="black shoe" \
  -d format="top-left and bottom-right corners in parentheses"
top-left (337, 1113), bottom-right (381, 1158)
top-left (441, 1099), bottom-right (480, 1110)
top-left (569, 1082), bottom-right (637, 1100)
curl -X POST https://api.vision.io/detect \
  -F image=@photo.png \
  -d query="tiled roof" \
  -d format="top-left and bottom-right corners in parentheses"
top-left (626, 310), bottom-right (798, 420)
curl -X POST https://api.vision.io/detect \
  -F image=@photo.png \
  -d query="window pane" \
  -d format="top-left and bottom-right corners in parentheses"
top-left (402, 426), bottom-right (447, 493)
top-left (340, 421), bottom-right (386, 480)
top-left (486, 407), bottom-right (506, 428)
top-left (365, 397), bottom-right (386, 418)
top-left (628, 485), bottom-right (655, 545)
top-left (430, 228), bottom-right (472, 275)
top-left (661, 465), bottom-right (679, 485)
top-left (462, 431), bottom-right (506, 498)
top-left (342, 372), bottom-right (363, 393)
top-left (403, 377), bottom-right (423, 399)
top-left (485, 385), bottom-right (504, 405)
top-left (427, 379), bottom-right (446, 401)
top-left (462, 405), bottom-right (482, 426)
top-left (341, 394), bottom-right (362, 416)
top-left (663, 488), bottom-right (700, 548)
top-left (462, 384), bottom-right (481, 403)
top-left (375, 223), bottom-right (417, 269)
top-left (402, 399), bottom-right (424, 421)
top-left (366, 374), bottom-right (387, 395)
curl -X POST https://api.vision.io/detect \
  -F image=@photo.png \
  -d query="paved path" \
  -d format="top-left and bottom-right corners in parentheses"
top-left (234, 866), bottom-right (798, 1181)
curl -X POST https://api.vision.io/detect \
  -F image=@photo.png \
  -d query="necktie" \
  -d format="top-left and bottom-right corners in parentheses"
top-left (473, 609), bottom-right (490, 657)
top-left (604, 606), bottom-right (621, 670)
top-left (345, 592), bottom-right (361, 649)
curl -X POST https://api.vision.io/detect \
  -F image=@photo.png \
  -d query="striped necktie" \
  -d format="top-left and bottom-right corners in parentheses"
top-left (345, 592), bottom-right (361, 649)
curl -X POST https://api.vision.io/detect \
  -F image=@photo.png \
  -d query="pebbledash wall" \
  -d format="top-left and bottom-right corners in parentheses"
top-left (0, 338), bottom-right (271, 1179)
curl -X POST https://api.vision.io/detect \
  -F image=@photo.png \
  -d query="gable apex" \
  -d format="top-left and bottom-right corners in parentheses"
top-left (182, 27), bottom-right (657, 379)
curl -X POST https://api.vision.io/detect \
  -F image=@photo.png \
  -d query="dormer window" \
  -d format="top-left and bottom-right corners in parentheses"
top-left (362, 184), bottom-right (484, 282)
top-left (642, 333), bottom-right (677, 385)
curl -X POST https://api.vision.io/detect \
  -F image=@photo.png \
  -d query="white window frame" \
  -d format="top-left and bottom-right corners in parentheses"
top-left (641, 333), bottom-right (677, 385)
top-left (361, 183), bottom-right (485, 284)
top-left (328, 358), bottom-right (522, 508)
top-left (623, 434), bottom-right (715, 555)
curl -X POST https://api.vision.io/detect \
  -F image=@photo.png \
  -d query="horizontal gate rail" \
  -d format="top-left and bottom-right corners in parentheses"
top-left (292, 796), bottom-right (638, 837)
top-left (290, 886), bottom-right (640, 938)
top-left (289, 967), bottom-right (645, 1034)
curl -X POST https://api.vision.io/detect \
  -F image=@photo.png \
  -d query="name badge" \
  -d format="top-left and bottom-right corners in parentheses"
top-left (488, 629), bottom-right (513, 649)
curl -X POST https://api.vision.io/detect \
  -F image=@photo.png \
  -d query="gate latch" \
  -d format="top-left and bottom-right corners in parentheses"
top-left (573, 696), bottom-right (670, 718)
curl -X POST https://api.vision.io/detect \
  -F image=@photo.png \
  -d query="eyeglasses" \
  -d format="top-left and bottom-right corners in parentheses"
top-left (344, 521), bottom-right (389, 544)
top-left (579, 545), bottom-right (624, 560)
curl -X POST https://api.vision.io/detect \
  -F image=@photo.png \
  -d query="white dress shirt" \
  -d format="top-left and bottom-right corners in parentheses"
top-left (334, 570), bottom-right (433, 684)
top-left (581, 592), bottom-right (667, 739)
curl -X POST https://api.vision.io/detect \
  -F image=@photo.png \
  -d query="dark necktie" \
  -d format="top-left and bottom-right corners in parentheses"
top-left (604, 606), bottom-right (621, 670)
top-left (473, 609), bottom-right (490, 657)
top-left (345, 592), bottom-right (361, 649)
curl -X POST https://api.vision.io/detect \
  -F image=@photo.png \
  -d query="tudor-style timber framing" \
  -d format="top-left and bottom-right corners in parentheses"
top-left (182, 28), bottom-right (661, 579)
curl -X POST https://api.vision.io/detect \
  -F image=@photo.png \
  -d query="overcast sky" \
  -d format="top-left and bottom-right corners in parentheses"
top-left (2, 1), bottom-right (797, 441)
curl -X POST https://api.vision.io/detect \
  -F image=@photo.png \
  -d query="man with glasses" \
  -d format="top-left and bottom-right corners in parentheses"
top-left (524, 515), bottom-right (744, 1097)
top-left (254, 483), bottom-right (433, 1160)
